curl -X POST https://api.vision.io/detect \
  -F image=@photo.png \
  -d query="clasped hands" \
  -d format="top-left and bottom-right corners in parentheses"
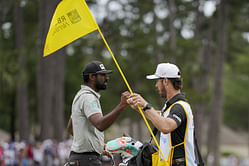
top-left (120, 91), bottom-right (149, 112)
top-left (127, 93), bottom-right (148, 112)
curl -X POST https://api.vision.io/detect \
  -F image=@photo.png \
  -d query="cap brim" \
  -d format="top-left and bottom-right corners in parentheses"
top-left (96, 70), bottom-right (113, 74)
top-left (146, 74), bottom-right (160, 79)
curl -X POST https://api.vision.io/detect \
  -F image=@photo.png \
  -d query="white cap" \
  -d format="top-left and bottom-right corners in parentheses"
top-left (146, 63), bottom-right (181, 79)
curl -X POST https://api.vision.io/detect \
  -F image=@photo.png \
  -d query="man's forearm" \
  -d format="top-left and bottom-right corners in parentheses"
top-left (145, 108), bottom-right (176, 134)
top-left (101, 103), bottom-right (126, 130)
top-left (91, 103), bottom-right (126, 131)
top-left (67, 118), bottom-right (73, 136)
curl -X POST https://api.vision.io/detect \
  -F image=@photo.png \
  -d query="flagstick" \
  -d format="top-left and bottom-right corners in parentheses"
top-left (96, 27), bottom-right (167, 162)
top-left (83, 0), bottom-right (165, 160)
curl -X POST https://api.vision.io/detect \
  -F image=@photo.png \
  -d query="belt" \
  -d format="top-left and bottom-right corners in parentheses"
top-left (172, 157), bottom-right (185, 165)
top-left (70, 151), bottom-right (100, 156)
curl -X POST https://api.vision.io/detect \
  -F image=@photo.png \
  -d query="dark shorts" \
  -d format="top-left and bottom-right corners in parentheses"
top-left (66, 151), bottom-right (102, 166)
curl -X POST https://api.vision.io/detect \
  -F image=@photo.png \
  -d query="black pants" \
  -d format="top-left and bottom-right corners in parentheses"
top-left (67, 151), bottom-right (102, 166)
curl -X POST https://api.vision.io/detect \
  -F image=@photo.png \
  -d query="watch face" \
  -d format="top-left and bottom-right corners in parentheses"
top-left (143, 104), bottom-right (152, 111)
top-left (147, 104), bottom-right (152, 109)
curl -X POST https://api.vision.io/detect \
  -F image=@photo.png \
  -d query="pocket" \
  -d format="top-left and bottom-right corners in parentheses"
top-left (88, 155), bottom-right (98, 161)
top-left (152, 152), bottom-right (170, 166)
top-left (88, 156), bottom-right (102, 165)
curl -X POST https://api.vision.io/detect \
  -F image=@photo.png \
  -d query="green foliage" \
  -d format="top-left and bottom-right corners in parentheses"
top-left (0, 0), bottom-right (248, 136)
top-left (224, 46), bottom-right (249, 130)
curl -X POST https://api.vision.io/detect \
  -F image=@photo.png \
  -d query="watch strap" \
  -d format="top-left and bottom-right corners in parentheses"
top-left (143, 103), bottom-right (152, 111)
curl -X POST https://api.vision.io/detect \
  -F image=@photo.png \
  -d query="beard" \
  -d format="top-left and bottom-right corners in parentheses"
top-left (159, 86), bottom-right (167, 98)
top-left (95, 79), bottom-right (107, 90)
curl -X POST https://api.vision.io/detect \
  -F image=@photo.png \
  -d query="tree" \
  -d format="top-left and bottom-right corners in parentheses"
top-left (207, 0), bottom-right (229, 165)
top-left (38, 0), bottom-right (65, 140)
top-left (192, 0), bottom-right (213, 149)
top-left (53, 49), bottom-right (66, 141)
top-left (14, 0), bottom-right (30, 141)
top-left (167, 0), bottom-right (176, 62)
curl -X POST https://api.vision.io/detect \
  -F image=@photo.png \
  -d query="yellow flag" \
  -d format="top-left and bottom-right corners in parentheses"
top-left (43, 0), bottom-right (98, 57)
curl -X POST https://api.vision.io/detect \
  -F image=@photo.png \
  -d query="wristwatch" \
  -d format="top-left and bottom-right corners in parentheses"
top-left (143, 103), bottom-right (152, 111)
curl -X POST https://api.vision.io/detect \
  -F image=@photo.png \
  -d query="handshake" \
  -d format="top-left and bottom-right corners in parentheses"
top-left (119, 91), bottom-right (152, 112)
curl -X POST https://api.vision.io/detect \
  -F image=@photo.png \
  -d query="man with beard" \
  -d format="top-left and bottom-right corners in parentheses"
top-left (67, 61), bottom-right (129, 166)
top-left (127, 63), bottom-right (197, 166)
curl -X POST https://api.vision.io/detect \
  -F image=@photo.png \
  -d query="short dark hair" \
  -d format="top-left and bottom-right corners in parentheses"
top-left (83, 74), bottom-right (90, 83)
top-left (167, 78), bottom-right (182, 90)
top-left (83, 73), bottom-right (97, 83)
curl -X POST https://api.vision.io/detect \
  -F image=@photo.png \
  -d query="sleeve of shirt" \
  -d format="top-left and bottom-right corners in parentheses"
top-left (167, 104), bottom-right (186, 127)
top-left (81, 94), bottom-right (102, 118)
